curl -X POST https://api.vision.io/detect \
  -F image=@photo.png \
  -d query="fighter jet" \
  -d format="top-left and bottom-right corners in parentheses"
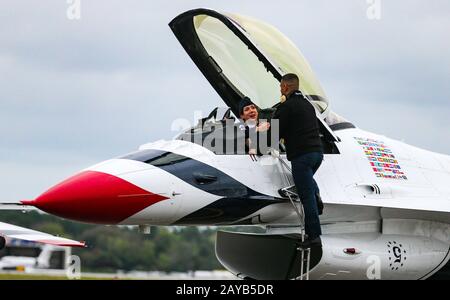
top-left (1, 9), bottom-right (449, 280)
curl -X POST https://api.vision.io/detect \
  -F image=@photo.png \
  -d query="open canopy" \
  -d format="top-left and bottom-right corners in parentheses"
top-left (169, 8), bottom-right (329, 117)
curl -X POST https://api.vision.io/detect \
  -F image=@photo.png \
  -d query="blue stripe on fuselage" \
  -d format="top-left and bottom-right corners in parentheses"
top-left (120, 149), bottom-right (285, 224)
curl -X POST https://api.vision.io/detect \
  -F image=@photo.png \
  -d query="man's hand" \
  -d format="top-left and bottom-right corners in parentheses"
top-left (256, 122), bottom-right (271, 132)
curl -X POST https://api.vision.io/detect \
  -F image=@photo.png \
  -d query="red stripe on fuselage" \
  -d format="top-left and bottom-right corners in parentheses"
top-left (28, 171), bottom-right (169, 224)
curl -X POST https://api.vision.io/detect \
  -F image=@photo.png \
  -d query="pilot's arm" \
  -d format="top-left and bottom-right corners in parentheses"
top-left (246, 125), bottom-right (257, 154)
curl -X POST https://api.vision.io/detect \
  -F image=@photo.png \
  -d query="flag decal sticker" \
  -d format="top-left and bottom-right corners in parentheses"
top-left (354, 137), bottom-right (408, 180)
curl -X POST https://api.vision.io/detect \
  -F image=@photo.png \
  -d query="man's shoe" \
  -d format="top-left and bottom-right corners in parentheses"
top-left (297, 237), bottom-right (322, 249)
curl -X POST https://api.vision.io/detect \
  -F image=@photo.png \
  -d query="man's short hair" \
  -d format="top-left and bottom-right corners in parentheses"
top-left (281, 73), bottom-right (300, 87)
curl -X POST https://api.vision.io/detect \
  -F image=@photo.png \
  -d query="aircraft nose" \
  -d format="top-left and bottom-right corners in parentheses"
top-left (22, 170), bottom-right (168, 224)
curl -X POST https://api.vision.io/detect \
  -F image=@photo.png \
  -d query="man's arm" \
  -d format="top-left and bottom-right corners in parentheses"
top-left (274, 104), bottom-right (289, 139)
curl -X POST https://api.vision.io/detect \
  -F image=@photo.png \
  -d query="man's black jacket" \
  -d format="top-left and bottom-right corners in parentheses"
top-left (273, 91), bottom-right (323, 161)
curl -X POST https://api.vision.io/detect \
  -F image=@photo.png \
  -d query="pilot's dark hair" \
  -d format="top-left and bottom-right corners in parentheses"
top-left (281, 73), bottom-right (300, 87)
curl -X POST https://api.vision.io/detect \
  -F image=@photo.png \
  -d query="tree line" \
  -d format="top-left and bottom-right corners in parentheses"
top-left (0, 211), bottom-right (223, 272)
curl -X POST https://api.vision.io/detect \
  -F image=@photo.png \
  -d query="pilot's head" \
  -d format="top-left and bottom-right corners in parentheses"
top-left (280, 73), bottom-right (300, 97)
top-left (239, 97), bottom-right (258, 122)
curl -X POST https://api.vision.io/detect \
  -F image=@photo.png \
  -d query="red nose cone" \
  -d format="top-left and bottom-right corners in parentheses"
top-left (29, 171), bottom-right (168, 224)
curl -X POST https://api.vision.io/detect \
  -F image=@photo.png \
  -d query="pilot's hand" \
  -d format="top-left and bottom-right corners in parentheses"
top-left (256, 122), bottom-right (270, 132)
top-left (280, 95), bottom-right (287, 103)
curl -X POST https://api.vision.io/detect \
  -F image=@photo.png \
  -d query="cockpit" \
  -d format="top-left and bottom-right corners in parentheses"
top-left (170, 9), bottom-right (331, 118)
top-left (176, 107), bottom-right (354, 155)
top-left (170, 9), bottom-right (355, 155)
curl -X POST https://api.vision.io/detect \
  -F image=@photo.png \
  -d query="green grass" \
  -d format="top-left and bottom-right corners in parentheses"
top-left (0, 273), bottom-right (120, 280)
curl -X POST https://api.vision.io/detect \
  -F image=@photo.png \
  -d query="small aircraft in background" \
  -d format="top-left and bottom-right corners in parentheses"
top-left (0, 238), bottom-right (71, 272)
top-left (1, 8), bottom-right (449, 280)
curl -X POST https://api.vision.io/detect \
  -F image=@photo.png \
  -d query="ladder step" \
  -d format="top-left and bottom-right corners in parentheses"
top-left (275, 158), bottom-right (310, 280)
top-left (278, 185), bottom-right (300, 200)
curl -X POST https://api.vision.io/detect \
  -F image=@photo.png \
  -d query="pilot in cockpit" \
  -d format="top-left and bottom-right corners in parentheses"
top-left (238, 97), bottom-right (271, 156)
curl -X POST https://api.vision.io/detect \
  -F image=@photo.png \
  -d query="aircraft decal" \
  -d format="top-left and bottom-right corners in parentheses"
top-left (122, 149), bottom-right (274, 198)
top-left (173, 197), bottom-right (284, 225)
top-left (387, 241), bottom-right (407, 271)
top-left (20, 170), bottom-right (170, 224)
top-left (354, 137), bottom-right (408, 180)
top-left (121, 149), bottom-right (287, 225)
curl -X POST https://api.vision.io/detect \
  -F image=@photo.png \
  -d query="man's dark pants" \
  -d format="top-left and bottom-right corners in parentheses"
top-left (291, 152), bottom-right (324, 240)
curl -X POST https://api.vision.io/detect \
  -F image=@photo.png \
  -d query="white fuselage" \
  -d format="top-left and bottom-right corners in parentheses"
top-left (83, 127), bottom-right (450, 227)
top-left (30, 126), bottom-right (449, 279)
top-left (82, 127), bottom-right (450, 280)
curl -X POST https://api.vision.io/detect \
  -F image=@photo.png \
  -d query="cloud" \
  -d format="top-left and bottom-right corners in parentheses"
top-left (0, 0), bottom-right (449, 200)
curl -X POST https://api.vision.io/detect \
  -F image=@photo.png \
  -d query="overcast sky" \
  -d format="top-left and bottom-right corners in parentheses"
top-left (1, 0), bottom-right (449, 201)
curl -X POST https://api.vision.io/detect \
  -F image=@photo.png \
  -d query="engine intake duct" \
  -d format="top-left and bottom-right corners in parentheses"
top-left (215, 230), bottom-right (322, 280)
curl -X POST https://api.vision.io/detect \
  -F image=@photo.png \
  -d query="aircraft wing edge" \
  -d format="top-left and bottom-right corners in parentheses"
top-left (0, 202), bottom-right (36, 211)
top-left (0, 221), bottom-right (86, 248)
top-left (324, 199), bottom-right (450, 214)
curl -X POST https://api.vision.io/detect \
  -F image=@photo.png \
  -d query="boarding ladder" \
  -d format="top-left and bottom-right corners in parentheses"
top-left (272, 150), bottom-right (311, 280)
